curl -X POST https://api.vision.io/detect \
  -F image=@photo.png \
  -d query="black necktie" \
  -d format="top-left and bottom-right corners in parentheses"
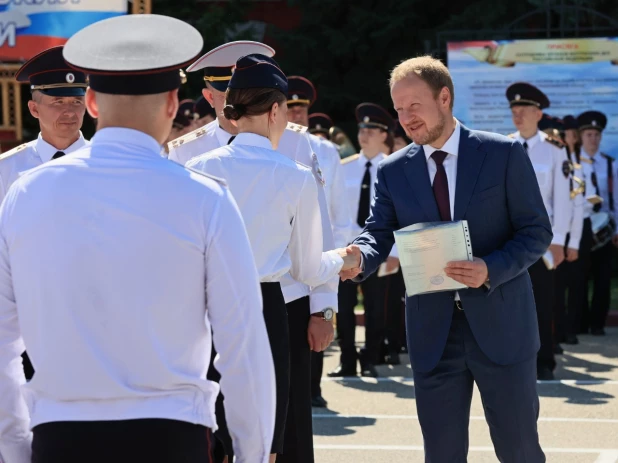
top-left (523, 141), bottom-right (528, 154)
top-left (357, 161), bottom-right (372, 228)
top-left (227, 136), bottom-right (236, 145)
top-left (591, 159), bottom-right (602, 212)
top-left (52, 151), bottom-right (65, 160)
top-left (431, 151), bottom-right (451, 221)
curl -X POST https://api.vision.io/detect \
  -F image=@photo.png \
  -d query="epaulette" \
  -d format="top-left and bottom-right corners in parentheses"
top-left (185, 166), bottom-right (228, 187)
top-left (580, 157), bottom-right (593, 164)
top-left (295, 160), bottom-right (311, 170)
top-left (168, 126), bottom-right (208, 150)
top-left (507, 133), bottom-right (516, 139)
top-left (544, 134), bottom-right (565, 149)
top-left (341, 153), bottom-right (360, 165)
top-left (0, 143), bottom-right (28, 162)
top-left (600, 153), bottom-right (614, 162)
top-left (286, 122), bottom-right (308, 134)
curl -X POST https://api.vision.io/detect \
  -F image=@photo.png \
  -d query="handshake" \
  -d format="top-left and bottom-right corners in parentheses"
top-left (335, 245), bottom-right (363, 281)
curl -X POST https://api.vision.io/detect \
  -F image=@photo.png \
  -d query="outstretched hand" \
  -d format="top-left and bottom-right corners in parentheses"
top-left (338, 245), bottom-right (362, 281)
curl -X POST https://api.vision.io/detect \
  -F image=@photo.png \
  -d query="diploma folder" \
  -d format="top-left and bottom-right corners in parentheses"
top-left (393, 220), bottom-right (474, 297)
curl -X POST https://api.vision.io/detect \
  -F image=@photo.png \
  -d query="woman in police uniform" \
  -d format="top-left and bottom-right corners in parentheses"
top-left (187, 53), bottom-right (356, 461)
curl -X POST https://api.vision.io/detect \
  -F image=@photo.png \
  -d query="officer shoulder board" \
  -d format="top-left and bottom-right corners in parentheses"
top-left (184, 166), bottom-right (228, 187)
top-left (506, 133), bottom-right (517, 139)
top-left (169, 126), bottom-right (209, 149)
top-left (543, 134), bottom-right (565, 149)
top-left (286, 122), bottom-right (308, 134)
top-left (0, 143), bottom-right (28, 162)
top-left (341, 153), bottom-right (360, 165)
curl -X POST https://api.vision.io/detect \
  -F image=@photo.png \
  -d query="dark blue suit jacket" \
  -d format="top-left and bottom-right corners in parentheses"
top-left (352, 124), bottom-right (552, 373)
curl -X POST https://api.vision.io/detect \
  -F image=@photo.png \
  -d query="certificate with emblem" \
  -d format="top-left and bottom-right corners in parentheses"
top-left (393, 221), bottom-right (474, 297)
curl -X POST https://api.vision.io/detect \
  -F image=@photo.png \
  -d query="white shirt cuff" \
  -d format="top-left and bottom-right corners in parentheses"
top-left (551, 233), bottom-right (566, 247)
top-left (309, 292), bottom-right (339, 314)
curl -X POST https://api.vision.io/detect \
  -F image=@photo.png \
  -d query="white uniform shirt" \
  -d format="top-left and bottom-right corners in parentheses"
top-left (310, 135), bottom-right (352, 249)
top-left (0, 128), bottom-right (275, 463)
top-left (515, 130), bottom-right (571, 246)
top-left (187, 132), bottom-right (343, 286)
top-left (566, 151), bottom-right (585, 250)
top-left (0, 132), bottom-right (88, 203)
top-left (580, 149), bottom-right (618, 229)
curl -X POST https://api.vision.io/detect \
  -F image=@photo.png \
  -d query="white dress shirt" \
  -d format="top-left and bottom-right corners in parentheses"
top-left (515, 130), bottom-right (572, 246)
top-left (580, 149), bottom-right (618, 232)
top-left (277, 129), bottom-right (341, 313)
top-left (0, 128), bottom-right (275, 463)
top-left (423, 120), bottom-right (461, 220)
top-left (187, 132), bottom-right (344, 286)
top-left (0, 131), bottom-right (88, 203)
top-left (566, 152), bottom-right (585, 250)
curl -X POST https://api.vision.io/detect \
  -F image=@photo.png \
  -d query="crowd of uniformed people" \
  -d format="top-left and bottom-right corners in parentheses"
top-left (0, 12), bottom-right (615, 463)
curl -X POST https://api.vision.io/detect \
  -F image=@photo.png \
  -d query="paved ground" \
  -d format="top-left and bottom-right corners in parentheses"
top-left (313, 327), bottom-right (618, 462)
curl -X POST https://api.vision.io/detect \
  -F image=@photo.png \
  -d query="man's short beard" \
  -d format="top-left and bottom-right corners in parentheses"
top-left (412, 112), bottom-right (446, 146)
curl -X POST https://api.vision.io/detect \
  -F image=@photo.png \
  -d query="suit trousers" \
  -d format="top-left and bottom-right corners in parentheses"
top-left (31, 419), bottom-right (218, 463)
top-left (590, 240), bottom-right (613, 331)
top-left (278, 296), bottom-right (314, 463)
top-left (336, 273), bottom-right (385, 367)
top-left (384, 269), bottom-right (406, 354)
top-left (528, 258), bottom-right (556, 371)
top-left (413, 308), bottom-right (544, 463)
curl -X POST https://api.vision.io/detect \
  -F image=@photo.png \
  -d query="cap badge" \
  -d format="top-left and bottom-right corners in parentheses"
top-left (592, 120), bottom-right (597, 126)
top-left (515, 94), bottom-right (521, 100)
top-left (292, 94), bottom-right (299, 100)
top-left (66, 73), bottom-right (75, 83)
top-left (184, 109), bottom-right (191, 117)
top-left (363, 116), bottom-right (370, 123)
top-left (316, 124), bottom-right (322, 130)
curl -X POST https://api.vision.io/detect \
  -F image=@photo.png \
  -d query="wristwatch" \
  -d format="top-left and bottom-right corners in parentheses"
top-left (311, 307), bottom-right (334, 321)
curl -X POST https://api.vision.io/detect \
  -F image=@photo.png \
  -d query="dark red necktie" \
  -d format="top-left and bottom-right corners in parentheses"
top-left (431, 150), bottom-right (451, 221)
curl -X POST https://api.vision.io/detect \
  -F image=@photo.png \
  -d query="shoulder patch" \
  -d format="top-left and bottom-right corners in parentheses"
top-left (0, 143), bottom-right (28, 161)
top-left (169, 126), bottom-right (208, 150)
top-left (286, 122), bottom-right (308, 134)
top-left (544, 134), bottom-right (565, 149)
top-left (341, 153), bottom-right (360, 165)
top-left (184, 166), bottom-right (228, 187)
top-left (562, 160), bottom-right (573, 178)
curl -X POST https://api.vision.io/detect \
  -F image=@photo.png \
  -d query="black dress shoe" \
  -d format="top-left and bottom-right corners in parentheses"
top-left (311, 395), bottom-right (328, 408)
top-left (361, 363), bottom-right (379, 378)
top-left (564, 334), bottom-right (579, 345)
top-left (385, 352), bottom-right (401, 365)
top-left (327, 364), bottom-right (357, 377)
top-left (553, 344), bottom-right (564, 355)
top-left (591, 328), bottom-right (606, 336)
top-left (537, 366), bottom-right (554, 381)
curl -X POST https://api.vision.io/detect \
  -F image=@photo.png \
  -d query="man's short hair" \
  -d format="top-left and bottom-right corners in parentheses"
top-left (389, 56), bottom-right (455, 110)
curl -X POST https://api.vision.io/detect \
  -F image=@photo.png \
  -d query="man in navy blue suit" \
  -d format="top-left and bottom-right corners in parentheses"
top-left (342, 56), bottom-right (550, 462)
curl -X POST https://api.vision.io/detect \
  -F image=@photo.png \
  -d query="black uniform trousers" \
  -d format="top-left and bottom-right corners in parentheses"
top-left (310, 350), bottom-right (324, 399)
top-left (208, 282), bottom-right (290, 458)
top-left (384, 269), bottom-right (406, 355)
top-left (528, 258), bottom-right (556, 372)
top-left (336, 272), bottom-right (385, 368)
top-left (556, 218), bottom-right (593, 337)
top-left (590, 240), bottom-right (613, 331)
top-left (31, 419), bottom-right (217, 463)
top-left (277, 296), bottom-right (314, 463)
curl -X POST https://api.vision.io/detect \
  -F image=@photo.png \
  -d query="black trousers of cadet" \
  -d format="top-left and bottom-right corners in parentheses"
top-left (208, 282), bottom-right (290, 457)
top-left (573, 218), bottom-right (593, 334)
top-left (384, 269), bottom-right (406, 354)
top-left (337, 273), bottom-right (385, 368)
top-left (31, 419), bottom-right (217, 463)
top-left (310, 350), bottom-right (324, 399)
top-left (278, 296), bottom-right (314, 463)
top-left (590, 240), bottom-right (614, 331)
top-left (528, 258), bottom-right (556, 372)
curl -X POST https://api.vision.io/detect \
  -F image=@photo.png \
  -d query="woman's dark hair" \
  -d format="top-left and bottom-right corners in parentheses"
top-left (223, 87), bottom-right (286, 121)
top-left (384, 131), bottom-right (395, 154)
